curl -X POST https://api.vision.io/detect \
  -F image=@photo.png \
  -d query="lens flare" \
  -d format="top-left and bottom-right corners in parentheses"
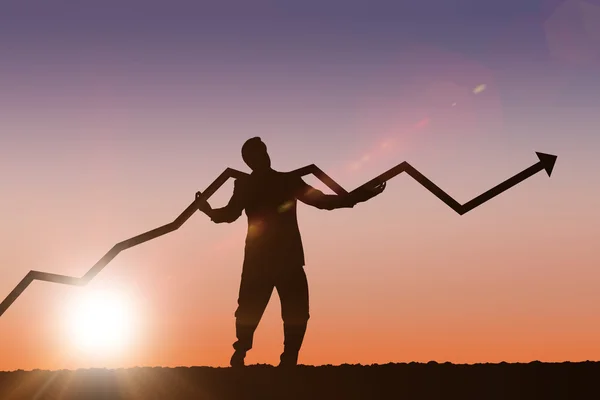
top-left (473, 84), bottom-right (487, 94)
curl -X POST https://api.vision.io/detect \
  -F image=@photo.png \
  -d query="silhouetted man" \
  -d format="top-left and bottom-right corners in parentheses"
top-left (195, 137), bottom-right (385, 368)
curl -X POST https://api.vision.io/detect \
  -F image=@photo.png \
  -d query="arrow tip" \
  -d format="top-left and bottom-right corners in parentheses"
top-left (536, 152), bottom-right (558, 177)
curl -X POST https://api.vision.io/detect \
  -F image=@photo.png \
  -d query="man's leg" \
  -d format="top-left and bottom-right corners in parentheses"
top-left (232, 266), bottom-right (274, 366)
top-left (275, 264), bottom-right (310, 367)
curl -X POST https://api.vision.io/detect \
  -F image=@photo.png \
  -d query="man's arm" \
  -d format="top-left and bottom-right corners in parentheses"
top-left (295, 178), bottom-right (386, 210)
top-left (196, 179), bottom-right (245, 223)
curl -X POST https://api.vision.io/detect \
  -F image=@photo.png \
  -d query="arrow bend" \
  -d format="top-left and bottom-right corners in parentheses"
top-left (0, 152), bottom-right (557, 317)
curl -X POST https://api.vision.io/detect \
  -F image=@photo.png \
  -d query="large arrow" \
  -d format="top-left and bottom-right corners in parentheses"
top-left (0, 152), bottom-right (556, 317)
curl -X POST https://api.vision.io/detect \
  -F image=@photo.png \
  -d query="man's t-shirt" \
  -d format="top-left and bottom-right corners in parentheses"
top-left (239, 170), bottom-right (307, 266)
top-left (218, 170), bottom-right (310, 267)
top-left (209, 168), bottom-right (355, 269)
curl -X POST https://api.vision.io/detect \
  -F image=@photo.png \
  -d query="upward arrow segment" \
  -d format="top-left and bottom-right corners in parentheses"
top-left (0, 152), bottom-right (557, 317)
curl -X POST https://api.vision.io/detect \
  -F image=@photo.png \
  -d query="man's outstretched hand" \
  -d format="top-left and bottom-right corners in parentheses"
top-left (195, 191), bottom-right (212, 214)
top-left (351, 181), bottom-right (386, 205)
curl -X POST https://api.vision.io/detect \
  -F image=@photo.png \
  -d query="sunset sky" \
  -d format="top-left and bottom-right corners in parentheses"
top-left (1, 0), bottom-right (599, 371)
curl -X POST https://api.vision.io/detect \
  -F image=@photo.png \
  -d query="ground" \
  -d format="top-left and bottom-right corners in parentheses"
top-left (1, 361), bottom-right (598, 399)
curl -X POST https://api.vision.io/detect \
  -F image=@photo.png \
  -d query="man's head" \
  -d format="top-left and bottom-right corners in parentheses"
top-left (242, 137), bottom-right (271, 171)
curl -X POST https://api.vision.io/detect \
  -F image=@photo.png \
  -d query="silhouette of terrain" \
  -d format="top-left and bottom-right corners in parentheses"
top-left (0, 152), bottom-right (557, 318)
top-left (0, 361), bottom-right (596, 399)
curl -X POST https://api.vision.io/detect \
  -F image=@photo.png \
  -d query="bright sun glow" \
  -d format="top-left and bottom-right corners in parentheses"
top-left (66, 289), bottom-right (135, 354)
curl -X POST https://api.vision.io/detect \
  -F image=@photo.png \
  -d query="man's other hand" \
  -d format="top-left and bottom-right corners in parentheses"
top-left (195, 191), bottom-right (212, 213)
top-left (351, 181), bottom-right (386, 204)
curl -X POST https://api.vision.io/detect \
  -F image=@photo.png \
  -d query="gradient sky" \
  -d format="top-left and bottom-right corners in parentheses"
top-left (1, 0), bottom-right (599, 371)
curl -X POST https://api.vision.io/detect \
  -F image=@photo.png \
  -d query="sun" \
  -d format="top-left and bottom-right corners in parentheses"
top-left (65, 288), bottom-right (136, 354)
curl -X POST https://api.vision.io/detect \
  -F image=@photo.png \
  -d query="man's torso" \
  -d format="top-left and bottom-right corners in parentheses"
top-left (238, 170), bottom-right (305, 267)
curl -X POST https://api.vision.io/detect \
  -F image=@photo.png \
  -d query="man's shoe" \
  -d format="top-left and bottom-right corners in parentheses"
top-left (277, 352), bottom-right (299, 368)
top-left (230, 350), bottom-right (246, 368)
